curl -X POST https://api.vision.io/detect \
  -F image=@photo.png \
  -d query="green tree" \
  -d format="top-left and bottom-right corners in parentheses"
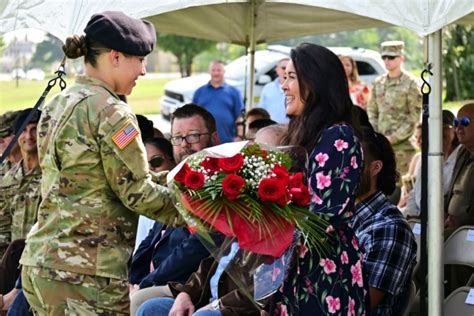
top-left (443, 25), bottom-right (474, 101)
top-left (157, 33), bottom-right (215, 77)
top-left (30, 34), bottom-right (63, 69)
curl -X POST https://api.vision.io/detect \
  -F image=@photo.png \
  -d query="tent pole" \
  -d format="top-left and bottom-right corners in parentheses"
top-left (427, 30), bottom-right (444, 316)
top-left (246, 0), bottom-right (257, 111)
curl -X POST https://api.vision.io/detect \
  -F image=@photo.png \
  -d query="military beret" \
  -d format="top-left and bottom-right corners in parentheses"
top-left (84, 11), bottom-right (156, 56)
top-left (381, 40), bottom-right (405, 57)
top-left (12, 108), bottom-right (41, 135)
top-left (0, 110), bottom-right (21, 137)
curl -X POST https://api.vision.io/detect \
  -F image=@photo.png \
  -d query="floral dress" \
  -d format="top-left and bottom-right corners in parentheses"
top-left (271, 124), bottom-right (368, 316)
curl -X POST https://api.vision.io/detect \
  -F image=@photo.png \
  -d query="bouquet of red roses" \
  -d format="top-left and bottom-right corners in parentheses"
top-left (168, 142), bottom-right (328, 257)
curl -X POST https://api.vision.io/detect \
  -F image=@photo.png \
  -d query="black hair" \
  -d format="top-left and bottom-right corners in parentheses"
top-left (144, 137), bottom-right (174, 162)
top-left (283, 43), bottom-right (354, 151)
top-left (248, 119), bottom-right (277, 131)
top-left (136, 115), bottom-right (155, 142)
top-left (363, 132), bottom-right (399, 196)
top-left (171, 103), bottom-right (216, 134)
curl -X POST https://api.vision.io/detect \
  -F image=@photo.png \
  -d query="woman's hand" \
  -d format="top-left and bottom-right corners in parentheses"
top-left (169, 292), bottom-right (195, 316)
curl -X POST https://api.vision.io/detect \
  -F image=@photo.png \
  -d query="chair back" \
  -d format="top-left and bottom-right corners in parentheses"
top-left (444, 226), bottom-right (474, 267)
top-left (443, 286), bottom-right (474, 315)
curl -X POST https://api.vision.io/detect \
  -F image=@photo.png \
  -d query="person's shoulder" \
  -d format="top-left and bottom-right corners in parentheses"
top-left (324, 123), bottom-right (356, 139)
top-left (373, 74), bottom-right (387, 85)
top-left (401, 70), bottom-right (421, 85)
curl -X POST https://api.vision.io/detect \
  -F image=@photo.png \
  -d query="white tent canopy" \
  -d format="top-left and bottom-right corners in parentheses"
top-left (1, 0), bottom-right (473, 43)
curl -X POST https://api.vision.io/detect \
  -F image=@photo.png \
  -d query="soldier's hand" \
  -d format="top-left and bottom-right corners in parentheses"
top-left (169, 292), bottom-right (195, 316)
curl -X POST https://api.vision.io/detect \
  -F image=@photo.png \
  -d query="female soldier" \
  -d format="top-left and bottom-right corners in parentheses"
top-left (20, 11), bottom-right (176, 315)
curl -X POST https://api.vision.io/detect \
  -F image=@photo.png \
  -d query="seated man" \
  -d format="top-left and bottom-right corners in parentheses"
top-left (136, 240), bottom-right (264, 316)
top-left (353, 131), bottom-right (417, 315)
top-left (129, 104), bottom-right (222, 315)
top-left (444, 102), bottom-right (474, 230)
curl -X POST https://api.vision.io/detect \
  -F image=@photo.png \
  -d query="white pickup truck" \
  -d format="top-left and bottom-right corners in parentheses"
top-left (159, 45), bottom-right (385, 120)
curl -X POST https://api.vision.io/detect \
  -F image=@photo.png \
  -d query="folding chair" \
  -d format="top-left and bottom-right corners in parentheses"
top-left (443, 286), bottom-right (474, 315)
top-left (400, 280), bottom-right (417, 316)
top-left (444, 225), bottom-right (474, 295)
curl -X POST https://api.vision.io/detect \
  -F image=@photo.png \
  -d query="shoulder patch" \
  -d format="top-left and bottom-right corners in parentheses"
top-left (112, 121), bottom-right (139, 150)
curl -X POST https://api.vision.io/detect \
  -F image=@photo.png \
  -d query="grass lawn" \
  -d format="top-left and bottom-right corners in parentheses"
top-left (0, 77), bottom-right (172, 114)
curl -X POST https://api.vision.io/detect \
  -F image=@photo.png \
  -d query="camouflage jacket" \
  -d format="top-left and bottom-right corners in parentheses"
top-left (20, 76), bottom-right (176, 280)
top-left (4, 160), bottom-right (42, 241)
top-left (368, 70), bottom-right (422, 148)
top-left (0, 160), bottom-right (14, 255)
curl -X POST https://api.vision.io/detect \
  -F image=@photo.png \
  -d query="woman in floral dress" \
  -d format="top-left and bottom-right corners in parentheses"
top-left (270, 43), bottom-right (369, 315)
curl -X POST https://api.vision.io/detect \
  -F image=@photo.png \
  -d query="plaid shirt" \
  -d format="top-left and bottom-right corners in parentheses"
top-left (353, 191), bottom-right (417, 316)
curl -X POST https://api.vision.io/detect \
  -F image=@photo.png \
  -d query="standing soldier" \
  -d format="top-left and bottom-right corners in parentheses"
top-left (0, 110), bottom-right (22, 258)
top-left (0, 108), bottom-right (41, 295)
top-left (19, 11), bottom-right (177, 315)
top-left (368, 41), bottom-right (422, 175)
top-left (0, 111), bottom-right (22, 178)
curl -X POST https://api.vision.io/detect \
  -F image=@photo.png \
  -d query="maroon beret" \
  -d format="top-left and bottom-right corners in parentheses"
top-left (84, 11), bottom-right (156, 56)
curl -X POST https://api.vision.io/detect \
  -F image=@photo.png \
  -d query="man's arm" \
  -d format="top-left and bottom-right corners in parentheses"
top-left (369, 287), bottom-right (386, 310)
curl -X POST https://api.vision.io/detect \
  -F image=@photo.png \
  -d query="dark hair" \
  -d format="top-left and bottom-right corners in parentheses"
top-left (352, 105), bottom-right (374, 136)
top-left (136, 115), bottom-right (154, 142)
top-left (13, 108), bottom-right (41, 134)
top-left (248, 119), bottom-right (277, 130)
top-left (62, 35), bottom-right (111, 67)
top-left (363, 132), bottom-right (399, 195)
top-left (283, 43), bottom-right (353, 151)
top-left (246, 108), bottom-right (271, 120)
top-left (144, 137), bottom-right (174, 161)
top-left (171, 103), bottom-right (216, 134)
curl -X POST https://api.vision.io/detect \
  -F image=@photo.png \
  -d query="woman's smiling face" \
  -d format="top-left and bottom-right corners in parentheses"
top-left (282, 60), bottom-right (305, 116)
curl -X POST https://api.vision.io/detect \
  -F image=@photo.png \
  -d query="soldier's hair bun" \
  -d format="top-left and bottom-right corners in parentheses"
top-left (63, 35), bottom-right (88, 59)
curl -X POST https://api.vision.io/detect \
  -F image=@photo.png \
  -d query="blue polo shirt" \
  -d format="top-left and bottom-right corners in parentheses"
top-left (257, 78), bottom-right (289, 124)
top-left (193, 82), bottom-right (243, 143)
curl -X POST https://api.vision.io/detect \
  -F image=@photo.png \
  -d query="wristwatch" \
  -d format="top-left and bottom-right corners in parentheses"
top-left (210, 299), bottom-right (221, 310)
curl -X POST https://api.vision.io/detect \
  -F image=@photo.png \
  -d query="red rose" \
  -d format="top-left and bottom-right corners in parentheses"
top-left (222, 174), bottom-right (245, 200)
top-left (289, 172), bottom-right (304, 188)
top-left (258, 178), bottom-right (286, 203)
top-left (174, 163), bottom-right (191, 184)
top-left (290, 185), bottom-right (311, 206)
top-left (276, 193), bottom-right (289, 206)
top-left (273, 165), bottom-right (289, 186)
top-left (184, 170), bottom-right (205, 190)
top-left (201, 157), bottom-right (220, 174)
top-left (218, 153), bottom-right (244, 173)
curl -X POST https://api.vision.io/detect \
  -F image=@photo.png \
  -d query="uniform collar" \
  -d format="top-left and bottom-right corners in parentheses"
top-left (76, 75), bottom-right (120, 99)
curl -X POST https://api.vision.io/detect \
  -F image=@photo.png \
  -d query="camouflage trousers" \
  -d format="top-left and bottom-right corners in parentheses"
top-left (22, 266), bottom-right (129, 315)
top-left (394, 147), bottom-right (416, 177)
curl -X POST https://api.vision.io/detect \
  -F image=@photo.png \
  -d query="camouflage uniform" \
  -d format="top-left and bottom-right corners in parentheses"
top-left (368, 70), bottom-right (422, 174)
top-left (2, 160), bottom-right (42, 241)
top-left (20, 75), bottom-right (177, 314)
top-left (0, 160), bottom-right (15, 257)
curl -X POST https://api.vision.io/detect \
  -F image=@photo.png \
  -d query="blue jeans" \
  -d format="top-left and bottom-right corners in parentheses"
top-left (136, 297), bottom-right (222, 316)
top-left (7, 289), bottom-right (32, 316)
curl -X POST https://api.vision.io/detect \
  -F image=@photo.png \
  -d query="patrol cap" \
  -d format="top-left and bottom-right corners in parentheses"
top-left (84, 11), bottom-right (156, 56)
top-left (0, 110), bottom-right (21, 137)
top-left (12, 108), bottom-right (41, 135)
top-left (381, 40), bottom-right (404, 57)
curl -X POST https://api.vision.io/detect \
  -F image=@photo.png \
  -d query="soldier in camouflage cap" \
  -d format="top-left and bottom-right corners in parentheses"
top-left (368, 40), bottom-right (422, 175)
top-left (20, 11), bottom-right (177, 315)
top-left (0, 110), bottom-right (22, 178)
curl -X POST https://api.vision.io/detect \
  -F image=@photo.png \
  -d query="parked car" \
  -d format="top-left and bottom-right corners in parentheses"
top-left (159, 45), bottom-right (385, 120)
top-left (26, 68), bottom-right (45, 80)
top-left (10, 68), bottom-right (26, 80)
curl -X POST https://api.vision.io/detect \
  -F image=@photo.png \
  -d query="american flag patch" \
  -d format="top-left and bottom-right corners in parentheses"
top-left (112, 121), bottom-right (139, 150)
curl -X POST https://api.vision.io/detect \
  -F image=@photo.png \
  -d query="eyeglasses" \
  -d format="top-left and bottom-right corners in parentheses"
top-left (454, 116), bottom-right (471, 127)
top-left (170, 133), bottom-right (210, 146)
top-left (148, 156), bottom-right (165, 168)
top-left (382, 55), bottom-right (398, 61)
